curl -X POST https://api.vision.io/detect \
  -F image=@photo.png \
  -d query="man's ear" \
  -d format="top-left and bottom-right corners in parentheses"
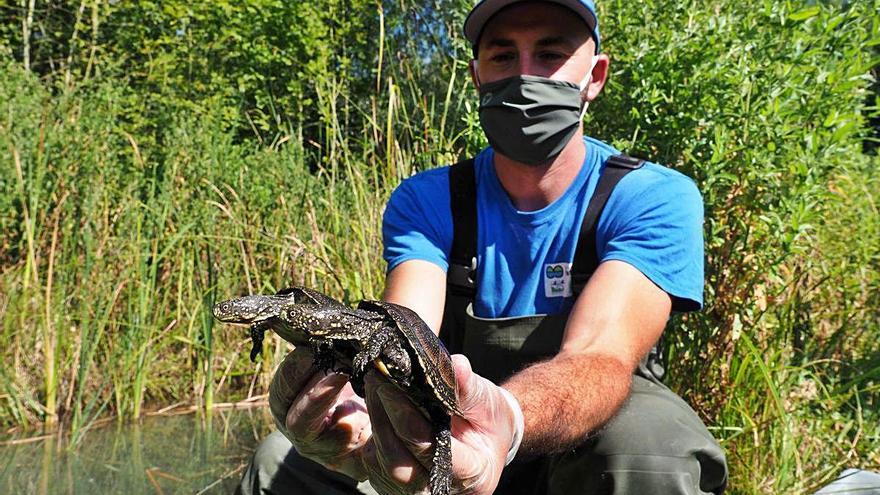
top-left (584, 54), bottom-right (610, 103)
top-left (468, 59), bottom-right (481, 90)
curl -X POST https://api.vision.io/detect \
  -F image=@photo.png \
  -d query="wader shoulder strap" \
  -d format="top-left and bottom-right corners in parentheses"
top-left (569, 154), bottom-right (663, 382)
top-left (447, 158), bottom-right (477, 297)
top-left (571, 153), bottom-right (645, 295)
top-left (441, 158), bottom-right (477, 352)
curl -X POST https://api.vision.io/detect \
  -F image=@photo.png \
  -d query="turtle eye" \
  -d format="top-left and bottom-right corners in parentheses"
top-left (221, 302), bottom-right (231, 312)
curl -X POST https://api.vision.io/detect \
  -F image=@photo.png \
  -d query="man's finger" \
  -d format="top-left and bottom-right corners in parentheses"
top-left (268, 348), bottom-right (318, 430)
top-left (448, 354), bottom-right (509, 490)
top-left (376, 380), bottom-right (435, 466)
top-left (451, 354), bottom-right (483, 415)
top-left (364, 372), bottom-right (429, 489)
top-left (287, 371), bottom-right (350, 441)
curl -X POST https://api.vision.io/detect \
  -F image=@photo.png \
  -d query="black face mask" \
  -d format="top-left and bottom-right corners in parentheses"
top-left (478, 74), bottom-right (589, 166)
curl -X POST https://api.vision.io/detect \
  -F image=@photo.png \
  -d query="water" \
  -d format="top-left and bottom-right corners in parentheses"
top-left (0, 407), bottom-right (274, 494)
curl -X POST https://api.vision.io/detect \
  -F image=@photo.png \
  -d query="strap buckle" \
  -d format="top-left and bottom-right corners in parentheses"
top-left (447, 256), bottom-right (477, 295)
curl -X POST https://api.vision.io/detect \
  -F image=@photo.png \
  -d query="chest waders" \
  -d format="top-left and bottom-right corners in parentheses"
top-left (437, 154), bottom-right (729, 495)
top-left (440, 153), bottom-right (665, 384)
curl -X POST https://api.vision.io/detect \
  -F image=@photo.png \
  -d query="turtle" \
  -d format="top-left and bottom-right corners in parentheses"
top-left (213, 286), bottom-right (462, 495)
top-left (212, 286), bottom-right (350, 361)
top-left (354, 299), bottom-right (463, 495)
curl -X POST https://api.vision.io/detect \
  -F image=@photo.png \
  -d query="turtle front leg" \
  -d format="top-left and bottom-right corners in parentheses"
top-left (352, 328), bottom-right (412, 384)
top-left (249, 322), bottom-right (269, 362)
top-left (309, 338), bottom-right (338, 374)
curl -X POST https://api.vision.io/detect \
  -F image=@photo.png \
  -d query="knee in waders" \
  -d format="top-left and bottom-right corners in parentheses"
top-left (546, 377), bottom-right (728, 495)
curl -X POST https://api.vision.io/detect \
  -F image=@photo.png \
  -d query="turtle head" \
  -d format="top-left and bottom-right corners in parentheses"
top-left (213, 295), bottom-right (284, 324)
top-left (278, 303), bottom-right (320, 331)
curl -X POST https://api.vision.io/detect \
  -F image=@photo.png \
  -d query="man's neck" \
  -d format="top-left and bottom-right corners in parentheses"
top-left (493, 130), bottom-right (587, 212)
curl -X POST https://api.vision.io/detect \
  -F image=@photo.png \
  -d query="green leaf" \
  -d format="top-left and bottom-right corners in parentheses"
top-left (788, 6), bottom-right (820, 21)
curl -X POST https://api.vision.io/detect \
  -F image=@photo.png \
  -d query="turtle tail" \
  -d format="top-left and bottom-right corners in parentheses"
top-left (429, 416), bottom-right (452, 495)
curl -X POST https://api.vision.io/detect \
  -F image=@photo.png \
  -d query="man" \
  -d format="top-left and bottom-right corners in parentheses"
top-left (238, 1), bottom-right (729, 494)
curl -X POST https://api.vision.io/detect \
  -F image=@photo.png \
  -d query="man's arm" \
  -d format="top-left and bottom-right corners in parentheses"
top-left (503, 258), bottom-right (670, 455)
top-left (384, 257), bottom-right (671, 457)
top-left (382, 259), bottom-right (447, 333)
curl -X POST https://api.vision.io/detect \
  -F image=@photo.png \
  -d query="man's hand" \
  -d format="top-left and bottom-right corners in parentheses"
top-left (361, 354), bottom-right (516, 495)
top-left (269, 347), bottom-right (372, 481)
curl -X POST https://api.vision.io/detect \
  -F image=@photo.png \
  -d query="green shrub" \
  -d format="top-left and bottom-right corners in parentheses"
top-left (592, 1), bottom-right (880, 491)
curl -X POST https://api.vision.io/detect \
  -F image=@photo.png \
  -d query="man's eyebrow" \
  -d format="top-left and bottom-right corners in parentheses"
top-left (483, 37), bottom-right (515, 49)
top-left (482, 35), bottom-right (575, 50)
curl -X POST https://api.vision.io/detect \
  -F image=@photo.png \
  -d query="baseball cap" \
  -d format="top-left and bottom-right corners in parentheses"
top-left (464, 0), bottom-right (600, 54)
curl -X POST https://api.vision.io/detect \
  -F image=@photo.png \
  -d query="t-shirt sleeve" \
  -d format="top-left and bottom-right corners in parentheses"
top-left (596, 167), bottom-right (705, 311)
top-left (382, 170), bottom-right (453, 273)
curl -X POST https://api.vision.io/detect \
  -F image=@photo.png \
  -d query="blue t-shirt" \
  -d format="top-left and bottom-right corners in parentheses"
top-left (382, 137), bottom-right (704, 318)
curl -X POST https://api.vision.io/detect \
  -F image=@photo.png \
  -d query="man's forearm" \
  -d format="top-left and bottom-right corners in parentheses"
top-left (502, 352), bottom-right (632, 456)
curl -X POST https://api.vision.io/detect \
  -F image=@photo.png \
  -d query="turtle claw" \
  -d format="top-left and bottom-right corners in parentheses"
top-left (373, 358), bottom-right (392, 378)
top-left (352, 352), bottom-right (371, 376)
top-left (249, 344), bottom-right (260, 362)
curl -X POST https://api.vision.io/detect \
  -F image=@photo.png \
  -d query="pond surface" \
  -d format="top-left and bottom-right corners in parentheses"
top-left (0, 407), bottom-right (274, 494)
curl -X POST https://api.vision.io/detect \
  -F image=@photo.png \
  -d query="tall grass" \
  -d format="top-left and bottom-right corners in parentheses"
top-left (1, 0), bottom-right (878, 493)
top-left (0, 35), bottom-right (477, 429)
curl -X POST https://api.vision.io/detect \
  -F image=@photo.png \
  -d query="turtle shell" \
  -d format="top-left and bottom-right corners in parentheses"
top-left (358, 300), bottom-right (461, 416)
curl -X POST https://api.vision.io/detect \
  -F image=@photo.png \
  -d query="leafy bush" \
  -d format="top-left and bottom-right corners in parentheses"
top-left (592, 1), bottom-right (880, 491)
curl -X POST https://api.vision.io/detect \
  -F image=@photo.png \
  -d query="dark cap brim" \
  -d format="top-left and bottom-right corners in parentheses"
top-left (464, 0), bottom-right (599, 51)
